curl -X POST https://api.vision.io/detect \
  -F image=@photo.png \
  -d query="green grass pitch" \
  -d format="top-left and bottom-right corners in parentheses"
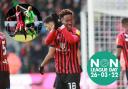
top-left (12, 34), bottom-right (36, 42)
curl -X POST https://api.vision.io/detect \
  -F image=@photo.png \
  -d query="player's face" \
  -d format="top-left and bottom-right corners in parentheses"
top-left (44, 22), bottom-right (54, 31)
top-left (123, 23), bottom-right (128, 32)
top-left (28, 6), bottom-right (32, 11)
top-left (61, 14), bottom-right (74, 30)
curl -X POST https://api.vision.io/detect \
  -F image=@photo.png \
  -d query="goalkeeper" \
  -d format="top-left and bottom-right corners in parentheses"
top-left (24, 6), bottom-right (37, 39)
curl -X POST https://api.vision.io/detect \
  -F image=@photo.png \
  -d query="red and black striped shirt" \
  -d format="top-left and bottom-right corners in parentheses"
top-left (16, 11), bottom-right (24, 23)
top-left (0, 32), bottom-right (9, 72)
top-left (45, 26), bottom-right (81, 74)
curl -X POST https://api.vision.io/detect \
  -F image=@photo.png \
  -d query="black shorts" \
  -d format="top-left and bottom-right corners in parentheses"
top-left (26, 23), bottom-right (34, 28)
top-left (53, 75), bottom-right (57, 88)
top-left (55, 73), bottom-right (80, 89)
top-left (0, 71), bottom-right (10, 89)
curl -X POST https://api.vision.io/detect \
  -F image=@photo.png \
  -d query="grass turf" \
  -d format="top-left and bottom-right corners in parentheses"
top-left (12, 34), bottom-right (36, 42)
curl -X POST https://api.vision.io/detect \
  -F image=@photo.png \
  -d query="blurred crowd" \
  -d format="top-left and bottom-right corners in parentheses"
top-left (0, 0), bottom-right (82, 73)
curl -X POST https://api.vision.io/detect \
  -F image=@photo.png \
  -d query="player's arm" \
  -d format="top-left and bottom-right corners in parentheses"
top-left (77, 49), bottom-right (81, 65)
top-left (17, 5), bottom-right (27, 11)
top-left (45, 30), bottom-right (57, 45)
top-left (31, 11), bottom-right (36, 17)
top-left (24, 11), bottom-right (30, 18)
top-left (31, 11), bottom-right (36, 21)
top-left (39, 47), bottom-right (55, 74)
top-left (116, 35), bottom-right (123, 60)
top-left (6, 14), bottom-right (16, 20)
top-left (60, 25), bottom-right (80, 44)
top-left (77, 48), bottom-right (82, 71)
top-left (116, 47), bottom-right (122, 60)
top-left (40, 47), bottom-right (55, 67)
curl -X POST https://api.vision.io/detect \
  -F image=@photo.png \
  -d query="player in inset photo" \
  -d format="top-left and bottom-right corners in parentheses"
top-left (7, 5), bottom-right (26, 39)
top-left (24, 6), bottom-right (37, 39)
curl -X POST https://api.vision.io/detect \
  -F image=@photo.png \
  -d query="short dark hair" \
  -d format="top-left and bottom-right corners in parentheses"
top-left (43, 15), bottom-right (53, 23)
top-left (59, 9), bottom-right (74, 18)
top-left (122, 18), bottom-right (128, 24)
top-left (16, 5), bottom-right (20, 11)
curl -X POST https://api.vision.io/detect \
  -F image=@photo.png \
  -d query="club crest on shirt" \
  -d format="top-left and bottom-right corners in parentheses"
top-left (60, 42), bottom-right (66, 50)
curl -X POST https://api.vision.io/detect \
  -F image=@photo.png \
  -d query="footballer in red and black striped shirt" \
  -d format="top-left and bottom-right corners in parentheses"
top-left (7, 5), bottom-right (26, 39)
top-left (0, 32), bottom-right (10, 89)
top-left (116, 18), bottom-right (128, 83)
top-left (45, 9), bottom-right (81, 89)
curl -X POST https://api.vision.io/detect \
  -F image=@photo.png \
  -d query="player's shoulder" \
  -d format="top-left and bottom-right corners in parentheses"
top-left (30, 10), bottom-right (34, 14)
top-left (72, 27), bottom-right (80, 36)
top-left (116, 32), bottom-right (125, 44)
top-left (72, 27), bottom-right (79, 31)
top-left (117, 32), bottom-right (124, 38)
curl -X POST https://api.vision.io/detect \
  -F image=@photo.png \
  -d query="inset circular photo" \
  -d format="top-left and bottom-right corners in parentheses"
top-left (5, 4), bottom-right (42, 42)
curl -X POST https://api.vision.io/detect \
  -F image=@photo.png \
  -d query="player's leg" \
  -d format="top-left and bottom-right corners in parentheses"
top-left (19, 23), bottom-right (22, 32)
top-left (21, 27), bottom-right (27, 40)
top-left (23, 29), bottom-right (27, 40)
top-left (65, 74), bottom-right (80, 89)
top-left (26, 23), bottom-right (34, 39)
top-left (21, 22), bottom-right (27, 40)
top-left (0, 71), bottom-right (10, 89)
top-left (6, 23), bottom-right (11, 34)
top-left (25, 27), bottom-right (28, 32)
top-left (25, 24), bottom-right (29, 34)
top-left (117, 70), bottom-right (125, 88)
top-left (0, 71), bottom-right (4, 88)
top-left (30, 27), bottom-right (35, 39)
top-left (55, 74), bottom-right (67, 89)
top-left (14, 23), bottom-right (20, 36)
top-left (53, 76), bottom-right (56, 89)
top-left (30, 23), bottom-right (37, 39)
top-left (125, 70), bottom-right (128, 85)
top-left (4, 72), bottom-right (10, 89)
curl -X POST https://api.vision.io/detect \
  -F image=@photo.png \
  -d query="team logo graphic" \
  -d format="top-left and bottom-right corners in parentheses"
top-left (87, 51), bottom-right (120, 86)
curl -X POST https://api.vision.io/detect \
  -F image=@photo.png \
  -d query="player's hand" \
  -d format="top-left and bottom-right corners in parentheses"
top-left (39, 66), bottom-right (44, 75)
top-left (51, 13), bottom-right (62, 30)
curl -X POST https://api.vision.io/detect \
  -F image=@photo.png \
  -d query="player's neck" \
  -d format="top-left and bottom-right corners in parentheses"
top-left (67, 27), bottom-right (73, 31)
